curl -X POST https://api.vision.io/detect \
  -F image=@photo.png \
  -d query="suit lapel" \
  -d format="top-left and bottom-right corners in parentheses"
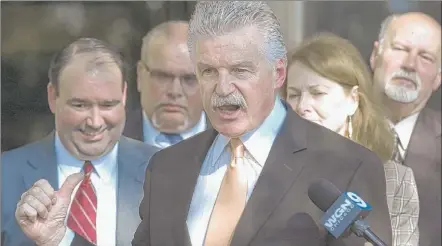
top-left (115, 137), bottom-right (147, 245)
top-left (175, 129), bottom-right (218, 244)
top-left (149, 129), bottom-right (217, 245)
top-left (231, 110), bottom-right (308, 245)
top-left (405, 108), bottom-right (441, 169)
top-left (23, 133), bottom-right (59, 189)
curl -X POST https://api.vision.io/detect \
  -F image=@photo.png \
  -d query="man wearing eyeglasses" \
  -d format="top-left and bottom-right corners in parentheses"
top-left (123, 21), bottom-right (207, 148)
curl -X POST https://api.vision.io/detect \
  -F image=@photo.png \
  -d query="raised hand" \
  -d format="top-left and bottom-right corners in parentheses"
top-left (15, 172), bottom-right (84, 246)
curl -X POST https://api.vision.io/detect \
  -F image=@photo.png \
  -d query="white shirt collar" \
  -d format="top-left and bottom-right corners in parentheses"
top-left (54, 132), bottom-right (118, 183)
top-left (393, 112), bottom-right (420, 150)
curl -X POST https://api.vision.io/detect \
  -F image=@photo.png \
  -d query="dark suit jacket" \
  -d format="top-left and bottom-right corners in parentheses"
top-left (123, 108), bottom-right (212, 142)
top-left (404, 108), bottom-right (441, 246)
top-left (1, 133), bottom-right (159, 246)
top-left (132, 108), bottom-right (393, 246)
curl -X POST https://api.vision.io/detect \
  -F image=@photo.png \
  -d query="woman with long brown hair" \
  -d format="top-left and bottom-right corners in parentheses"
top-left (284, 33), bottom-right (419, 246)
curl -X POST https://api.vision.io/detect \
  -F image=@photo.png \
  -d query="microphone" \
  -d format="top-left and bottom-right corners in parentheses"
top-left (308, 179), bottom-right (388, 246)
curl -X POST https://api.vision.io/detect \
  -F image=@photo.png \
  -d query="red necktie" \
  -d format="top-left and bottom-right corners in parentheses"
top-left (67, 161), bottom-right (97, 245)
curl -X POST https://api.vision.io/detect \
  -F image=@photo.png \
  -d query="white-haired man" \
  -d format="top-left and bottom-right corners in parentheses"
top-left (133, 2), bottom-right (392, 245)
top-left (370, 12), bottom-right (441, 246)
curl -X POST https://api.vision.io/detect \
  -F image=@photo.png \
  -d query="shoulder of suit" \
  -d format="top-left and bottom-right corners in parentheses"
top-left (424, 107), bottom-right (441, 124)
top-left (1, 136), bottom-right (51, 174)
top-left (421, 107), bottom-right (441, 136)
top-left (421, 106), bottom-right (439, 118)
top-left (2, 136), bottom-right (48, 160)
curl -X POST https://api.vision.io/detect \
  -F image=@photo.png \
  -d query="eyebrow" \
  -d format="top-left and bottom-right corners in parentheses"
top-left (196, 62), bottom-right (212, 69)
top-left (230, 61), bottom-right (256, 68)
top-left (392, 41), bottom-right (438, 56)
top-left (287, 84), bottom-right (329, 91)
top-left (67, 98), bottom-right (89, 103)
top-left (196, 61), bottom-right (257, 69)
top-left (67, 98), bottom-right (121, 104)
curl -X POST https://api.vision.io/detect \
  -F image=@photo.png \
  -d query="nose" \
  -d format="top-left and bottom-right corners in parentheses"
top-left (215, 69), bottom-right (234, 96)
top-left (402, 52), bottom-right (417, 72)
top-left (167, 77), bottom-right (184, 99)
top-left (86, 107), bottom-right (105, 129)
top-left (294, 94), bottom-right (312, 117)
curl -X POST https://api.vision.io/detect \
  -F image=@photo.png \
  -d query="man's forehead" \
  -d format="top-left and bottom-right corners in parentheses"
top-left (389, 15), bottom-right (441, 42)
top-left (196, 48), bottom-right (263, 67)
top-left (144, 40), bottom-right (190, 64)
top-left (143, 32), bottom-right (189, 58)
top-left (59, 56), bottom-right (122, 88)
top-left (388, 23), bottom-right (440, 51)
top-left (195, 32), bottom-right (265, 66)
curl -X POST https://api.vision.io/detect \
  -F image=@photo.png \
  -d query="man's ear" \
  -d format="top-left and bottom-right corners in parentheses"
top-left (369, 41), bottom-right (380, 71)
top-left (274, 59), bottom-right (287, 90)
top-left (432, 69), bottom-right (441, 91)
top-left (47, 82), bottom-right (57, 114)
top-left (122, 81), bottom-right (128, 106)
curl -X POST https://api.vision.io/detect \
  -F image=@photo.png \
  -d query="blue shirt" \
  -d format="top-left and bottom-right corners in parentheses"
top-left (142, 112), bottom-right (207, 148)
top-left (186, 97), bottom-right (287, 246)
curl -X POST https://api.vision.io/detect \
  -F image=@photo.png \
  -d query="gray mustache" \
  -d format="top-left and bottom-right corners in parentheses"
top-left (211, 91), bottom-right (248, 109)
top-left (392, 70), bottom-right (421, 86)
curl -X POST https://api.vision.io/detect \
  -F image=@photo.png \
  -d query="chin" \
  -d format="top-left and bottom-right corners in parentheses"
top-left (154, 118), bottom-right (190, 133)
top-left (213, 121), bottom-right (250, 138)
top-left (75, 139), bottom-right (112, 157)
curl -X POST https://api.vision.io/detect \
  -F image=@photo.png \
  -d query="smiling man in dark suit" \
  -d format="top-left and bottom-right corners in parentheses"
top-left (132, 2), bottom-right (393, 245)
top-left (124, 21), bottom-right (207, 148)
top-left (2, 38), bottom-right (158, 246)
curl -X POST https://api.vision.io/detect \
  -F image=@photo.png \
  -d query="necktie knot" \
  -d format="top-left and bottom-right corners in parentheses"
top-left (394, 131), bottom-right (403, 149)
top-left (230, 138), bottom-right (244, 158)
top-left (161, 133), bottom-right (183, 145)
top-left (392, 130), bottom-right (404, 163)
top-left (83, 161), bottom-right (94, 176)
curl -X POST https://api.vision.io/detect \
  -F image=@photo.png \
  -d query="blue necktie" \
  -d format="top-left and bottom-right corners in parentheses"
top-left (162, 133), bottom-right (183, 145)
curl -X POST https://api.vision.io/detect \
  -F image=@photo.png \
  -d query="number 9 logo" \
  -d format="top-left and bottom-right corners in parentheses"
top-left (347, 192), bottom-right (367, 208)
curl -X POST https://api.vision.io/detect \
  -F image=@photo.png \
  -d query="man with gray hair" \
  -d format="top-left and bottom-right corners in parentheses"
top-left (370, 12), bottom-right (441, 246)
top-left (123, 21), bottom-right (207, 148)
top-left (133, 2), bottom-right (392, 245)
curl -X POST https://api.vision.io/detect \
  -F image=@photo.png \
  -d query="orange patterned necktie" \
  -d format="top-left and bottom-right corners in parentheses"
top-left (204, 138), bottom-right (247, 246)
top-left (67, 161), bottom-right (97, 245)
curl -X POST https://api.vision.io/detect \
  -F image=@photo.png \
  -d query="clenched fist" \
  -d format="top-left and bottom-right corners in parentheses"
top-left (15, 172), bottom-right (84, 246)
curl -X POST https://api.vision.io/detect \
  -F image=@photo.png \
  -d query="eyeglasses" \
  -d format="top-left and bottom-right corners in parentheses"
top-left (140, 61), bottom-right (199, 95)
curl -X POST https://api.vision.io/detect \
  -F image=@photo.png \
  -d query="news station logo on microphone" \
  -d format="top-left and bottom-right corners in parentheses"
top-left (320, 192), bottom-right (372, 238)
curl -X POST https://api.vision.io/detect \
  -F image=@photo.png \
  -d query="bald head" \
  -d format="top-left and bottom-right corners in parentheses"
top-left (141, 21), bottom-right (190, 62)
top-left (378, 12), bottom-right (441, 54)
top-left (136, 20), bottom-right (203, 134)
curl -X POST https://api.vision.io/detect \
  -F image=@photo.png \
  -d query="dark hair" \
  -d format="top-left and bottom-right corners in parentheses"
top-left (48, 37), bottom-right (126, 95)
